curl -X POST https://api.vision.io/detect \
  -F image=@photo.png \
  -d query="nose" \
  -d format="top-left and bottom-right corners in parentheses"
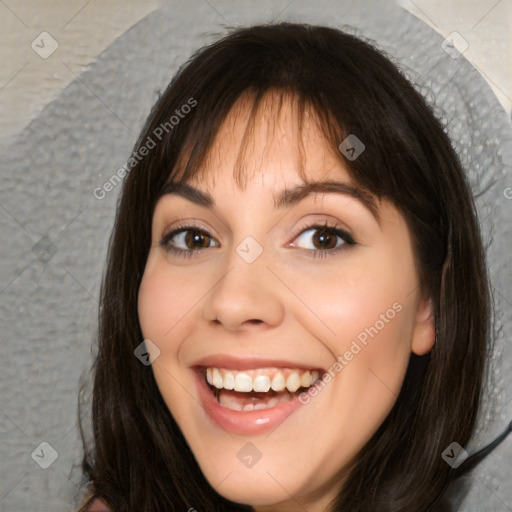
top-left (201, 246), bottom-right (285, 331)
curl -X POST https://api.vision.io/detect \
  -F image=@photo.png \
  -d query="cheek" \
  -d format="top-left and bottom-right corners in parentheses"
top-left (301, 270), bottom-right (413, 399)
top-left (137, 261), bottom-right (200, 420)
top-left (138, 266), bottom-right (172, 342)
top-left (290, 255), bottom-right (416, 358)
top-left (287, 248), bottom-right (417, 428)
top-left (137, 260), bottom-right (200, 358)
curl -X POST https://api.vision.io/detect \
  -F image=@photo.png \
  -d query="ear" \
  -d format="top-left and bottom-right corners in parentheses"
top-left (411, 297), bottom-right (435, 356)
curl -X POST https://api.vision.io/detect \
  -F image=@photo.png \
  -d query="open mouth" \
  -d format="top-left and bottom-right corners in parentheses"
top-left (201, 367), bottom-right (323, 412)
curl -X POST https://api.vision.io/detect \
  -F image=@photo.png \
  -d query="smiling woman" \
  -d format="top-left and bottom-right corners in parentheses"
top-left (77, 23), bottom-right (509, 512)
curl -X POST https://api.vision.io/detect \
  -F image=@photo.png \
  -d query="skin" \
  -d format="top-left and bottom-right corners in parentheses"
top-left (137, 92), bottom-right (435, 511)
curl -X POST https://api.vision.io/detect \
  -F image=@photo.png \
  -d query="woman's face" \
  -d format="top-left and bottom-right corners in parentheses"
top-left (138, 93), bottom-right (434, 511)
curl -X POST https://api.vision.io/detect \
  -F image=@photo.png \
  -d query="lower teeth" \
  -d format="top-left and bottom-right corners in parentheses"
top-left (214, 387), bottom-right (298, 412)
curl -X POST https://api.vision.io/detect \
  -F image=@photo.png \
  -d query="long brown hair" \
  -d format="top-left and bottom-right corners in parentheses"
top-left (78, 23), bottom-right (490, 511)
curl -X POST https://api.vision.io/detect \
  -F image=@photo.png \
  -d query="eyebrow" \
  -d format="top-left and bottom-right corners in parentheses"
top-left (158, 180), bottom-right (379, 221)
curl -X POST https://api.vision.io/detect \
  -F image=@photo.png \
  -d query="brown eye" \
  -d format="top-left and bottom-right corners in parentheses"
top-left (160, 226), bottom-right (219, 255)
top-left (311, 228), bottom-right (338, 250)
top-left (184, 230), bottom-right (211, 249)
top-left (292, 224), bottom-right (355, 255)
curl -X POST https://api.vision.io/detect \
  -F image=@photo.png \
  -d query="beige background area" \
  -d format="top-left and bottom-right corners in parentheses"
top-left (398, 0), bottom-right (512, 115)
top-left (0, 0), bottom-right (164, 144)
top-left (0, 0), bottom-right (511, 146)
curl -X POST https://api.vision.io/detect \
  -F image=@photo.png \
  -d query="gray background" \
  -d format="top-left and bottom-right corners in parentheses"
top-left (0, 1), bottom-right (511, 510)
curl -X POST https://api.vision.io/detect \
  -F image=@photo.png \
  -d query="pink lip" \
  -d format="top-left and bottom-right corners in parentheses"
top-left (191, 354), bottom-right (325, 372)
top-left (193, 369), bottom-right (305, 436)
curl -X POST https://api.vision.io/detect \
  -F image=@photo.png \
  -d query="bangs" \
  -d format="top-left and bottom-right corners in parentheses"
top-left (165, 87), bottom-right (367, 194)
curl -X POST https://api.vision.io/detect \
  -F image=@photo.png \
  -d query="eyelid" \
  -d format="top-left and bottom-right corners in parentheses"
top-left (161, 220), bottom-right (216, 239)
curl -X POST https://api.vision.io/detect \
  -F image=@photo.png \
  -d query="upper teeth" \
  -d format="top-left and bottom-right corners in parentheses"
top-left (205, 367), bottom-right (321, 393)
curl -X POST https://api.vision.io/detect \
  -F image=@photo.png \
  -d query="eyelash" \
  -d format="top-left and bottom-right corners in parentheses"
top-left (159, 222), bottom-right (216, 259)
top-left (159, 221), bottom-right (356, 259)
top-left (290, 222), bottom-right (356, 258)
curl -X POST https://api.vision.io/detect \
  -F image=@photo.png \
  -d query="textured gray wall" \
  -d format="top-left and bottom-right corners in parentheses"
top-left (1, 1), bottom-right (511, 510)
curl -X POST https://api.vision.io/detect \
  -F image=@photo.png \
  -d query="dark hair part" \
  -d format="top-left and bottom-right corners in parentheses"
top-left (79, 23), bottom-right (490, 511)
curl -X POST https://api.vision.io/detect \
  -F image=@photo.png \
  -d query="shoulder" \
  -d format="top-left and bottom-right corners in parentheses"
top-left (85, 497), bottom-right (113, 512)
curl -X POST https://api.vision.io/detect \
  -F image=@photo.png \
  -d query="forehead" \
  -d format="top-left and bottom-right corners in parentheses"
top-left (185, 89), bottom-right (350, 191)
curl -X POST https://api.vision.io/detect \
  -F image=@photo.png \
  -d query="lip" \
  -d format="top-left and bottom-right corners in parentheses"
top-left (193, 368), bottom-right (307, 436)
